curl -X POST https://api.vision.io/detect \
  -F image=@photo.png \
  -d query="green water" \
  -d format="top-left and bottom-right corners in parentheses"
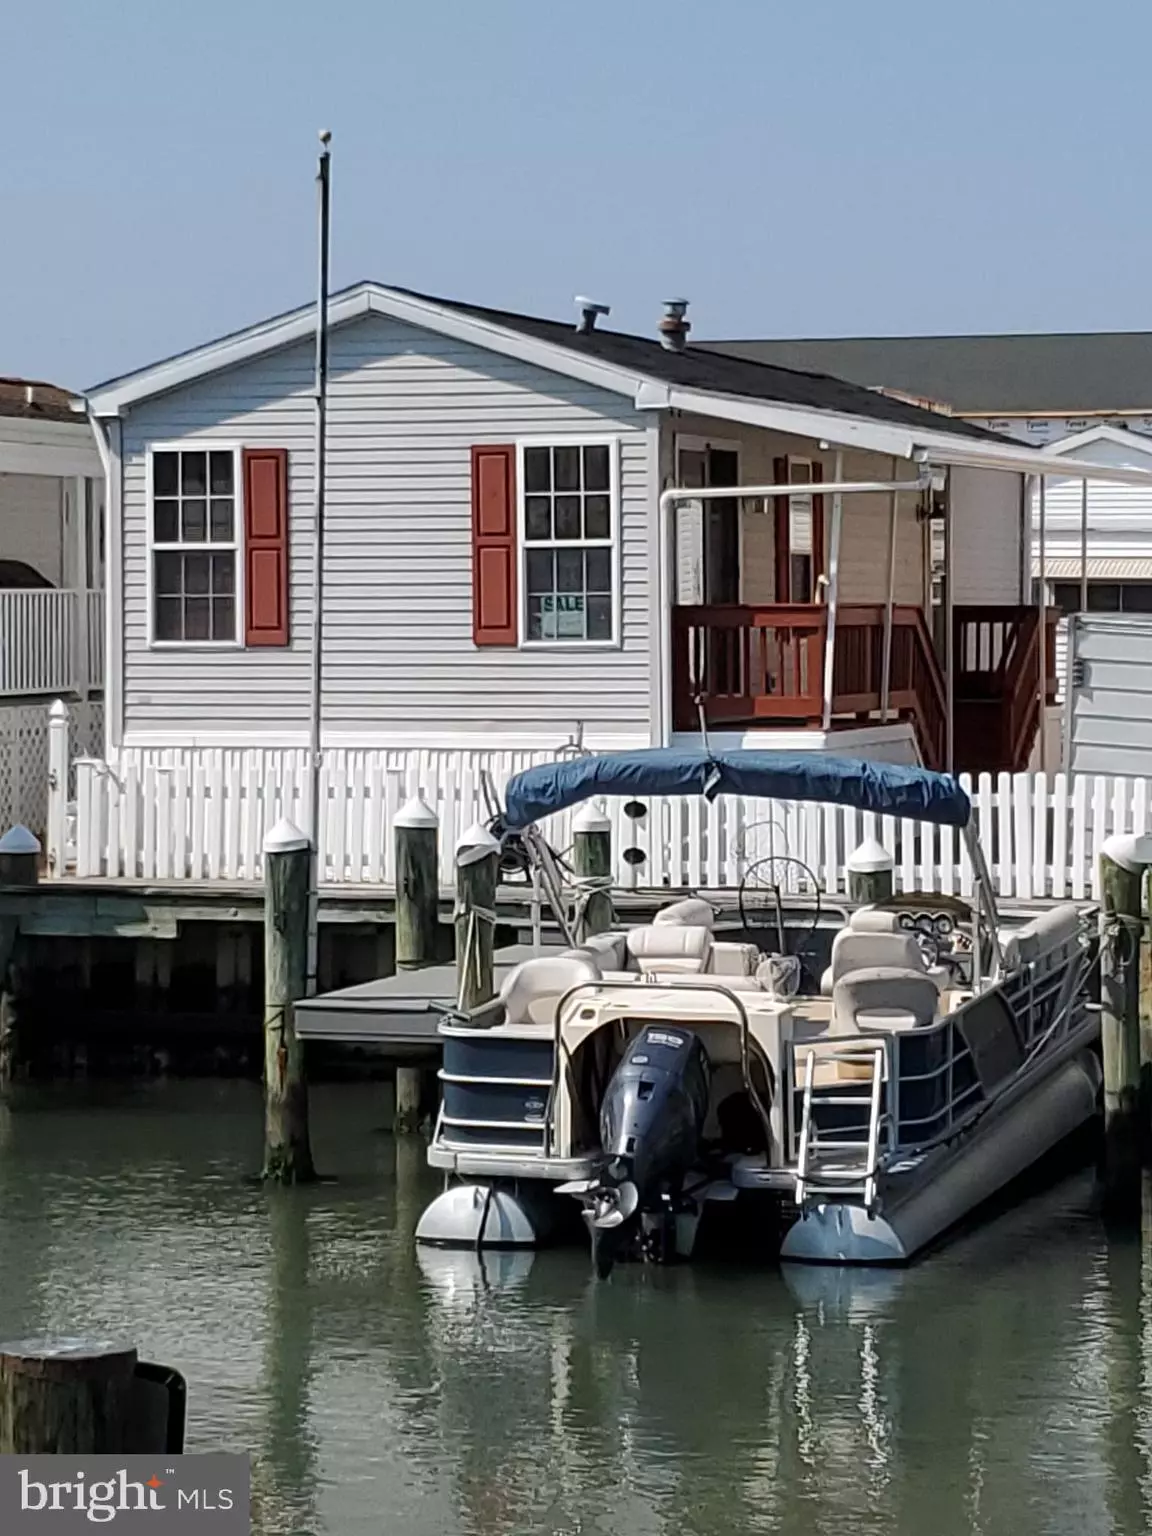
top-left (0, 1081), bottom-right (1148, 1536)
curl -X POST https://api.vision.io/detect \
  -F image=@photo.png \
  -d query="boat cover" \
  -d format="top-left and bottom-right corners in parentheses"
top-left (501, 749), bottom-right (971, 831)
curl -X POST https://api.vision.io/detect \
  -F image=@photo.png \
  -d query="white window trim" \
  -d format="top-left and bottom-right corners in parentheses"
top-left (146, 441), bottom-right (246, 650)
top-left (516, 434), bottom-right (622, 651)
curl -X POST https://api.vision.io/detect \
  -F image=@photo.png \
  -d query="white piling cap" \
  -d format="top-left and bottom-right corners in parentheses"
top-left (49, 698), bottom-right (69, 720)
top-left (394, 793), bottom-right (439, 830)
top-left (846, 837), bottom-right (894, 874)
top-left (573, 800), bottom-right (611, 834)
top-left (1101, 832), bottom-right (1152, 873)
top-left (263, 818), bottom-right (310, 854)
top-left (0, 824), bottom-right (41, 855)
top-left (456, 821), bottom-right (500, 866)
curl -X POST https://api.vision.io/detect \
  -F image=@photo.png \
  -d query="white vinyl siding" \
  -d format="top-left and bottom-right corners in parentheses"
top-left (948, 467), bottom-right (1022, 605)
top-left (0, 473), bottom-right (63, 585)
top-left (119, 313), bottom-right (651, 741)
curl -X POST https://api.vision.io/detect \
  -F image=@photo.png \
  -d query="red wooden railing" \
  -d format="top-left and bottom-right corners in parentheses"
top-left (672, 603), bottom-right (949, 767)
top-left (954, 606), bottom-right (1059, 772)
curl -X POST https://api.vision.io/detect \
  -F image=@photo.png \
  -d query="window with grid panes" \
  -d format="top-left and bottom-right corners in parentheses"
top-left (522, 442), bottom-right (616, 642)
top-left (151, 448), bottom-right (238, 642)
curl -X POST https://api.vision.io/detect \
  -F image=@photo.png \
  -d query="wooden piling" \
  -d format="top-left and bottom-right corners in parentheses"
top-left (847, 838), bottom-right (895, 905)
top-left (394, 1065), bottom-right (423, 1136)
top-left (573, 801), bottom-right (614, 940)
top-left (262, 820), bottom-right (316, 1184)
top-left (1100, 835), bottom-right (1150, 1216)
top-left (0, 919), bottom-right (18, 1093)
top-left (0, 825), bottom-right (40, 888)
top-left (394, 794), bottom-right (440, 969)
top-left (0, 1340), bottom-right (139, 1453)
top-left (455, 822), bottom-right (499, 1011)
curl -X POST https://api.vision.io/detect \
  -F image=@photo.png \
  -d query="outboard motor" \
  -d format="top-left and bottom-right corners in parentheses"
top-left (560, 1025), bottom-right (710, 1278)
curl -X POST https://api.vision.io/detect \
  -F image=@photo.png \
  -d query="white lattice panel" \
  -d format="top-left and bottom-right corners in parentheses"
top-left (0, 697), bottom-right (103, 839)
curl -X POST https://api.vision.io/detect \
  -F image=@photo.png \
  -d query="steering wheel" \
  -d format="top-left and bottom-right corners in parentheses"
top-left (896, 911), bottom-right (946, 968)
top-left (737, 855), bottom-right (824, 966)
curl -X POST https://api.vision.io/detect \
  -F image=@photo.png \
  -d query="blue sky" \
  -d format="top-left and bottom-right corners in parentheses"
top-left (4, 0), bottom-right (1150, 389)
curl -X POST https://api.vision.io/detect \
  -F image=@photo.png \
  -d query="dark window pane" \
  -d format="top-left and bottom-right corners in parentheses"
top-left (155, 597), bottom-right (182, 640)
top-left (525, 496), bottom-right (551, 541)
top-left (556, 548), bottom-right (583, 593)
top-left (209, 451), bottom-right (234, 495)
top-left (524, 447), bottom-right (551, 493)
top-left (526, 549), bottom-right (553, 594)
top-left (153, 452), bottom-right (179, 497)
top-left (184, 597), bottom-right (210, 641)
top-left (153, 499), bottom-right (179, 542)
top-left (185, 554), bottom-right (210, 595)
top-left (182, 500), bottom-right (207, 542)
top-left (181, 452), bottom-right (207, 496)
top-left (211, 553), bottom-right (235, 594)
top-left (554, 446), bottom-right (580, 491)
top-left (583, 444), bottom-right (610, 491)
top-left (585, 494), bottom-right (610, 539)
top-left (1051, 582), bottom-right (1080, 615)
top-left (210, 498), bottom-right (234, 542)
top-left (526, 597), bottom-right (545, 640)
top-left (1089, 584), bottom-right (1121, 612)
top-left (211, 596), bottom-right (235, 640)
top-left (1123, 583), bottom-right (1152, 613)
top-left (155, 552), bottom-right (183, 595)
top-left (555, 495), bottom-right (581, 539)
top-left (587, 594), bottom-right (612, 640)
top-left (586, 547), bottom-right (611, 593)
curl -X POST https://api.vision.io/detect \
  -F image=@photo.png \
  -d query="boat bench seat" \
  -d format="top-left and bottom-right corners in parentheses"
top-left (1000, 903), bottom-right (1082, 974)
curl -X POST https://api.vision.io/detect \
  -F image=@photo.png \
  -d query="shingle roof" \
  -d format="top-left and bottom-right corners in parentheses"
top-left (0, 376), bottom-right (82, 424)
top-left (396, 289), bottom-right (1001, 442)
top-left (694, 333), bottom-right (1152, 416)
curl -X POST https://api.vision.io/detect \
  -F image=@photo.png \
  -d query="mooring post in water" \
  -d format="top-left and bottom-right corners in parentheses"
top-left (262, 820), bottom-right (316, 1184)
top-left (394, 792), bottom-right (440, 969)
top-left (0, 918), bottom-right (18, 1093)
top-left (1099, 833), bottom-right (1152, 1216)
top-left (455, 822), bottom-right (500, 1012)
top-left (393, 1063), bottom-right (423, 1136)
top-left (0, 1340), bottom-right (138, 1453)
top-left (847, 838), bottom-right (895, 905)
top-left (572, 800), bottom-right (614, 940)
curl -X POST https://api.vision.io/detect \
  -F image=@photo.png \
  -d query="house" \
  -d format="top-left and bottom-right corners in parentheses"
top-left (0, 378), bottom-right (105, 838)
top-left (697, 330), bottom-right (1152, 619)
top-left (1, 378), bottom-right (105, 698)
top-left (63, 285), bottom-right (1152, 883)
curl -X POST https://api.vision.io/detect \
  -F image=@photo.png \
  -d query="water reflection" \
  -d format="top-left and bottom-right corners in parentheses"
top-left (0, 1082), bottom-right (1148, 1535)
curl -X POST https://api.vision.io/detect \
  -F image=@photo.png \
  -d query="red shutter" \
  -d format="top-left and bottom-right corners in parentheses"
top-left (243, 448), bottom-right (289, 647)
top-left (811, 459), bottom-right (826, 589)
top-left (471, 444), bottom-right (517, 646)
top-left (773, 455), bottom-right (791, 603)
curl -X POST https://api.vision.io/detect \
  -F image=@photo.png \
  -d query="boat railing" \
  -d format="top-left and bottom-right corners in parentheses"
top-left (790, 921), bottom-right (1095, 1167)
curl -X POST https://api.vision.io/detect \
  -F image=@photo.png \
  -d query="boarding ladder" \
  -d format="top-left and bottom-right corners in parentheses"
top-left (794, 1044), bottom-right (888, 1215)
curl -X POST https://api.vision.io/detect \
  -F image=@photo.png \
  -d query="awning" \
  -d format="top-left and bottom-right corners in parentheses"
top-left (1033, 556), bottom-right (1152, 580)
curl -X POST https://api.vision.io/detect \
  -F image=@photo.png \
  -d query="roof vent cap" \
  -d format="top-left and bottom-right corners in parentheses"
top-left (659, 299), bottom-right (690, 352)
top-left (575, 296), bottom-right (611, 334)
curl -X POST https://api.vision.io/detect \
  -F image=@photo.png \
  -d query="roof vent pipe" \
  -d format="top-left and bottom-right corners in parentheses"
top-left (575, 296), bottom-right (611, 334)
top-left (659, 299), bottom-right (690, 351)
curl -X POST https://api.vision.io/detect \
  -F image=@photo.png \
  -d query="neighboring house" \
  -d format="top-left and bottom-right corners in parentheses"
top-left (0, 378), bottom-right (105, 699)
top-left (76, 284), bottom-right (1127, 839)
top-left (0, 377), bottom-right (106, 841)
top-left (698, 330), bottom-right (1152, 617)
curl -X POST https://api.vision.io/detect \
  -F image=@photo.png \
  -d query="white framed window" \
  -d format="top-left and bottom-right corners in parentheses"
top-left (148, 444), bottom-right (242, 646)
top-left (518, 437), bottom-right (619, 645)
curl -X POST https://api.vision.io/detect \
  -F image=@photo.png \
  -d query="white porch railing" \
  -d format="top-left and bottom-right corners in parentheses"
top-left (0, 589), bottom-right (104, 697)
top-left (44, 733), bottom-right (1149, 901)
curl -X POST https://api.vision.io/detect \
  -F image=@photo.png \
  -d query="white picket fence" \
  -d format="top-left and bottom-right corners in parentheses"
top-left (46, 737), bottom-right (1152, 902)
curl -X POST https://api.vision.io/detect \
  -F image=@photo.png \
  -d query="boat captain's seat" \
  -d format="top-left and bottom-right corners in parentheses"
top-left (820, 927), bottom-right (927, 997)
top-left (832, 966), bottom-right (940, 1034)
top-left (500, 954), bottom-right (602, 1027)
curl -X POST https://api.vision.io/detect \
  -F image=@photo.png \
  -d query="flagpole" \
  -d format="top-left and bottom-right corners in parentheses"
top-left (307, 130), bottom-right (331, 994)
